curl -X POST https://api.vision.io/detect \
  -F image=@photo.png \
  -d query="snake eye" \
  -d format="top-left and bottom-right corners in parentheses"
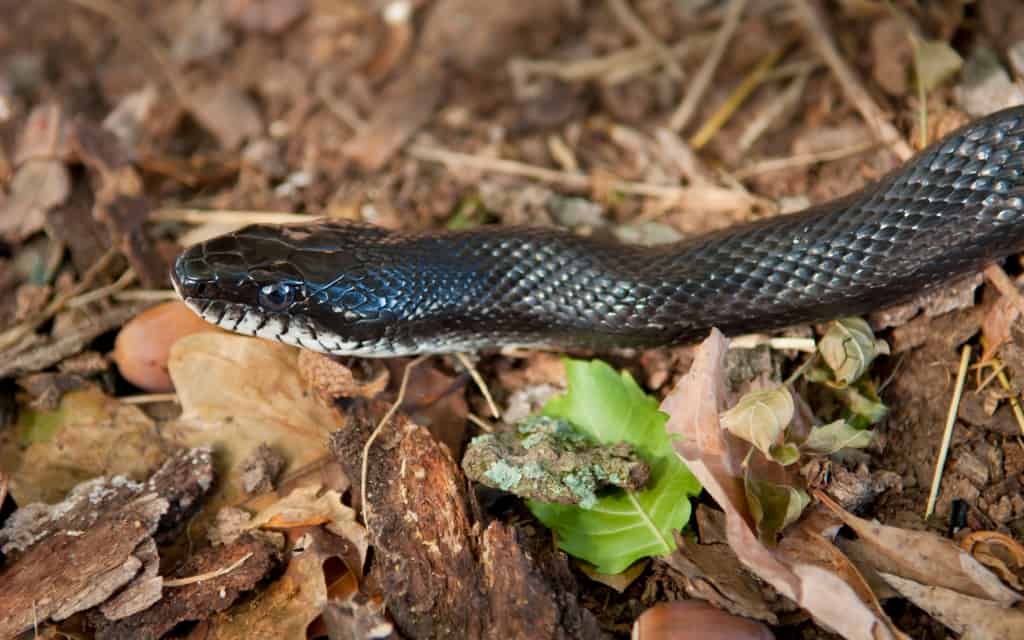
top-left (258, 282), bottom-right (295, 312)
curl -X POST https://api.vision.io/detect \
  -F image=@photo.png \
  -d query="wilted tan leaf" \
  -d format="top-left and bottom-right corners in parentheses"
top-left (0, 159), bottom-right (70, 242)
top-left (1, 388), bottom-right (169, 504)
top-left (247, 485), bottom-right (368, 566)
top-left (662, 330), bottom-right (906, 640)
top-left (165, 334), bottom-right (345, 508)
top-left (803, 420), bottom-right (873, 454)
top-left (720, 386), bottom-right (793, 457)
top-left (817, 318), bottom-right (890, 386)
top-left (817, 491), bottom-right (1021, 604)
top-left (881, 573), bottom-right (1024, 640)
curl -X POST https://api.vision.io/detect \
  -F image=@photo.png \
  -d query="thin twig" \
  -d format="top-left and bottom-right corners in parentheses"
top-left (67, 268), bottom-right (136, 308)
top-left (973, 360), bottom-right (1005, 393)
top-left (163, 552), bottom-right (254, 587)
top-left (455, 352), bottom-right (500, 419)
top-left (993, 365), bottom-right (1024, 436)
top-left (0, 248), bottom-right (120, 352)
top-left (408, 144), bottom-right (767, 212)
top-left (120, 393), bottom-right (180, 405)
top-left (733, 140), bottom-right (882, 179)
top-left (925, 345), bottom-right (971, 519)
top-left (729, 334), bottom-right (817, 352)
top-left (466, 412), bottom-right (495, 432)
top-left (669, 0), bottom-right (748, 132)
top-left (606, 0), bottom-right (684, 79)
top-left (114, 289), bottom-right (179, 302)
top-left (151, 208), bottom-right (321, 225)
top-left (690, 37), bottom-right (794, 149)
top-left (360, 355), bottom-right (429, 523)
top-left (738, 69), bottom-right (810, 152)
top-left (790, 0), bottom-right (913, 161)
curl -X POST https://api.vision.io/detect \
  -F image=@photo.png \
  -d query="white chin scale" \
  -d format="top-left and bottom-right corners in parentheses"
top-left (180, 297), bottom-right (410, 357)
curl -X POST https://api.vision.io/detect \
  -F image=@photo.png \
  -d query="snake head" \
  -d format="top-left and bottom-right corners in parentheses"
top-left (171, 222), bottom-right (404, 355)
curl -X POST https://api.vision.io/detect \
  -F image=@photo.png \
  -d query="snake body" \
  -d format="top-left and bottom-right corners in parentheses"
top-left (172, 106), bottom-right (1024, 356)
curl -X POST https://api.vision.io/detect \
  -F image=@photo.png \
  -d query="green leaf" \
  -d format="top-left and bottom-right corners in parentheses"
top-left (803, 419), bottom-right (874, 454)
top-left (528, 359), bottom-right (702, 574)
top-left (744, 472), bottom-right (810, 545)
top-left (769, 442), bottom-right (801, 466)
top-left (835, 380), bottom-right (889, 427)
top-left (719, 386), bottom-right (793, 457)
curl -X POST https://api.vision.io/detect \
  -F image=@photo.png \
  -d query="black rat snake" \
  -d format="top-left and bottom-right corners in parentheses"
top-left (172, 106), bottom-right (1024, 356)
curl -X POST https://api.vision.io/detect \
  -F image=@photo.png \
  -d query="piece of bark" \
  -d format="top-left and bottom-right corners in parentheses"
top-left (0, 493), bottom-right (168, 638)
top-left (329, 402), bottom-right (602, 640)
top-left (98, 538), bottom-right (163, 620)
top-left (0, 446), bottom-right (213, 557)
top-left (91, 532), bottom-right (285, 640)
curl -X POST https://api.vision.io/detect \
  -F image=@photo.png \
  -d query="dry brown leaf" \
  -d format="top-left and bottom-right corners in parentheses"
top-left (817, 491), bottom-right (1021, 604)
top-left (187, 82), bottom-right (263, 151)
top-left (0, 159), bottom-right (70, 242)
top-left (298, 350), bottom-right (389, 401)
top-left (980, 294), bottom-right (1020, 361)
top-left (165, 333), bottom-right (345, 509)
top-left (577, 559), bottom-right (648, 593)
top-left (247, 484), bottom-right (368, 566)
top-left (881, 573), bottom-right (1024, 640)
top-left (0, 387), bottom-right (170, 504)
top-left (661, 329), bottom-right (906, 640)
top-left (962, 530), bottom-right (1024, 591)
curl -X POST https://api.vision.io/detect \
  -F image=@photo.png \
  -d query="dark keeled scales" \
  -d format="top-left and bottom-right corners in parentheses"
top-left (172, 106), bottom-right (1024, 356)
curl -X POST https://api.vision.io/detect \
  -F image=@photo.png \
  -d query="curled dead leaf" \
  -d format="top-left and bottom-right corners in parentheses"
top-left (816, 491), bottom-right (1021, 605)
top-left (298, 350), bottom-right (389, 401)
top-left (661, 330), bottom-right (907, 640)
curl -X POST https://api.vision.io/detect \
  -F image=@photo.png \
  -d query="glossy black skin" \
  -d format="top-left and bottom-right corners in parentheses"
top-left (173, 106), bottom-right (1024, 355)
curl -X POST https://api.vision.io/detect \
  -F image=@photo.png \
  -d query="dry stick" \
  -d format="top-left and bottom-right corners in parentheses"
top-left (689, 38), bottom-right (794, 150)
top-left (510, 38), bottom-right (709, 85)
top-left (669, 0), bottom-right (748, 132)
top-left (790, 0), bottom-right (913, 162)
top-left (738, 69), bottom-right (809, 152)
top-left (455, 352), bottom-right (500, 419)
top-left (120, 393), bottom-right (180, 405)
top-left (0, 247), bottom-right (120, 353)
top-left (466, 412), bottom-right (495, 433)
top-left (163, 552), bottom-right (254, 588)
top-left (408, 144), bottom-right (765, 210)
top-left (729, 334), bottom-right (816, 352)
top-left (67, 268), bottom-right (136, 308)
top-left (733, 141), bottom-right (882, 179)
top-left (606, 0), bottom-right (684, 79)
top-left (64, 0), bottom-right (191, 108)
top-left (997, 367), bottom-right (1024, 436)
top-left (115, 289), bottom-right (179, 302)
top-left (360, 354), bottom-right (429, 525)
top-left (925, 344), bottom-right (972, 519)
top-left (152, 208), bottom-right (321, 225)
